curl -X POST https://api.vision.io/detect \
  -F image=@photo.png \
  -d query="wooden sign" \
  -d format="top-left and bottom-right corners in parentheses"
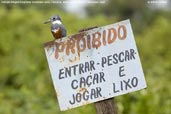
top-left (44, 19), bottom-right (147, 111)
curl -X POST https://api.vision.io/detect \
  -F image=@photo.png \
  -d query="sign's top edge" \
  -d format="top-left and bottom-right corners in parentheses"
top-left (85, 19), bottom-right (130, 33)
top-left (43, 19), bottom-right (130, 48)
top-left (43, 39), bottom-right (55, 47)
top-left (43, 32), bottom-right (84, 47)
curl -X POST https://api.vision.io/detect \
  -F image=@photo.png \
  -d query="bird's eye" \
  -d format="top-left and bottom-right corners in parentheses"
top-left (53, 18), bottom-right (55, 20)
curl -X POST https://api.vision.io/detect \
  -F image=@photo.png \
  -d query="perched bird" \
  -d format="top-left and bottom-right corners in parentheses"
top-left (44, 15), bottom-right (67, 39)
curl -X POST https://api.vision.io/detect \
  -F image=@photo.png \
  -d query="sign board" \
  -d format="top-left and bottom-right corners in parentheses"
top-left (44, 19), bottom-right (147, 111)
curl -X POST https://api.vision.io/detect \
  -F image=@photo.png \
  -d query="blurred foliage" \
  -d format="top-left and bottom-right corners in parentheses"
top-left (86, 0), bottom-right (171, 33)
top-left (0, 1), bottom-right (171, 114)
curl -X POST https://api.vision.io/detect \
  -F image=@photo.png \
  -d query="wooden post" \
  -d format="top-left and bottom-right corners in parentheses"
top-left (79, 27), bottom-right (118, 114)
top-left (95, 98), bottom-right (118, 114)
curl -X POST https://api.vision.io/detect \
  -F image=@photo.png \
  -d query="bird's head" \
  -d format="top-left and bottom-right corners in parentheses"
top-left (44, 15), bottom-right (62, 25)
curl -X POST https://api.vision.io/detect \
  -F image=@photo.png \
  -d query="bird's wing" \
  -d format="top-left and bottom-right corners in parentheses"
top-left (61, 25), bottom-right (67, 37)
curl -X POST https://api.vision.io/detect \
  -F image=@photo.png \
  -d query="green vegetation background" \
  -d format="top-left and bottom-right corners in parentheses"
top-left (0, 1), bottom-right (171, 114)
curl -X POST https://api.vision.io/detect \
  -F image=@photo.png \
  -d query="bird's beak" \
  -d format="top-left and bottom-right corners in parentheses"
top-left (44, 19), bottom-right (51, 24)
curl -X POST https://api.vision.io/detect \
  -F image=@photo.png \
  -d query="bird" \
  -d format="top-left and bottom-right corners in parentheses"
top-left (44, 15), bottom-right (67, 39)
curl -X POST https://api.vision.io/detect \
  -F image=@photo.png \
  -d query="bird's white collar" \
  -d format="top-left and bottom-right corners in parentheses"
top-left (52, 20), bottom-right (62, 25)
